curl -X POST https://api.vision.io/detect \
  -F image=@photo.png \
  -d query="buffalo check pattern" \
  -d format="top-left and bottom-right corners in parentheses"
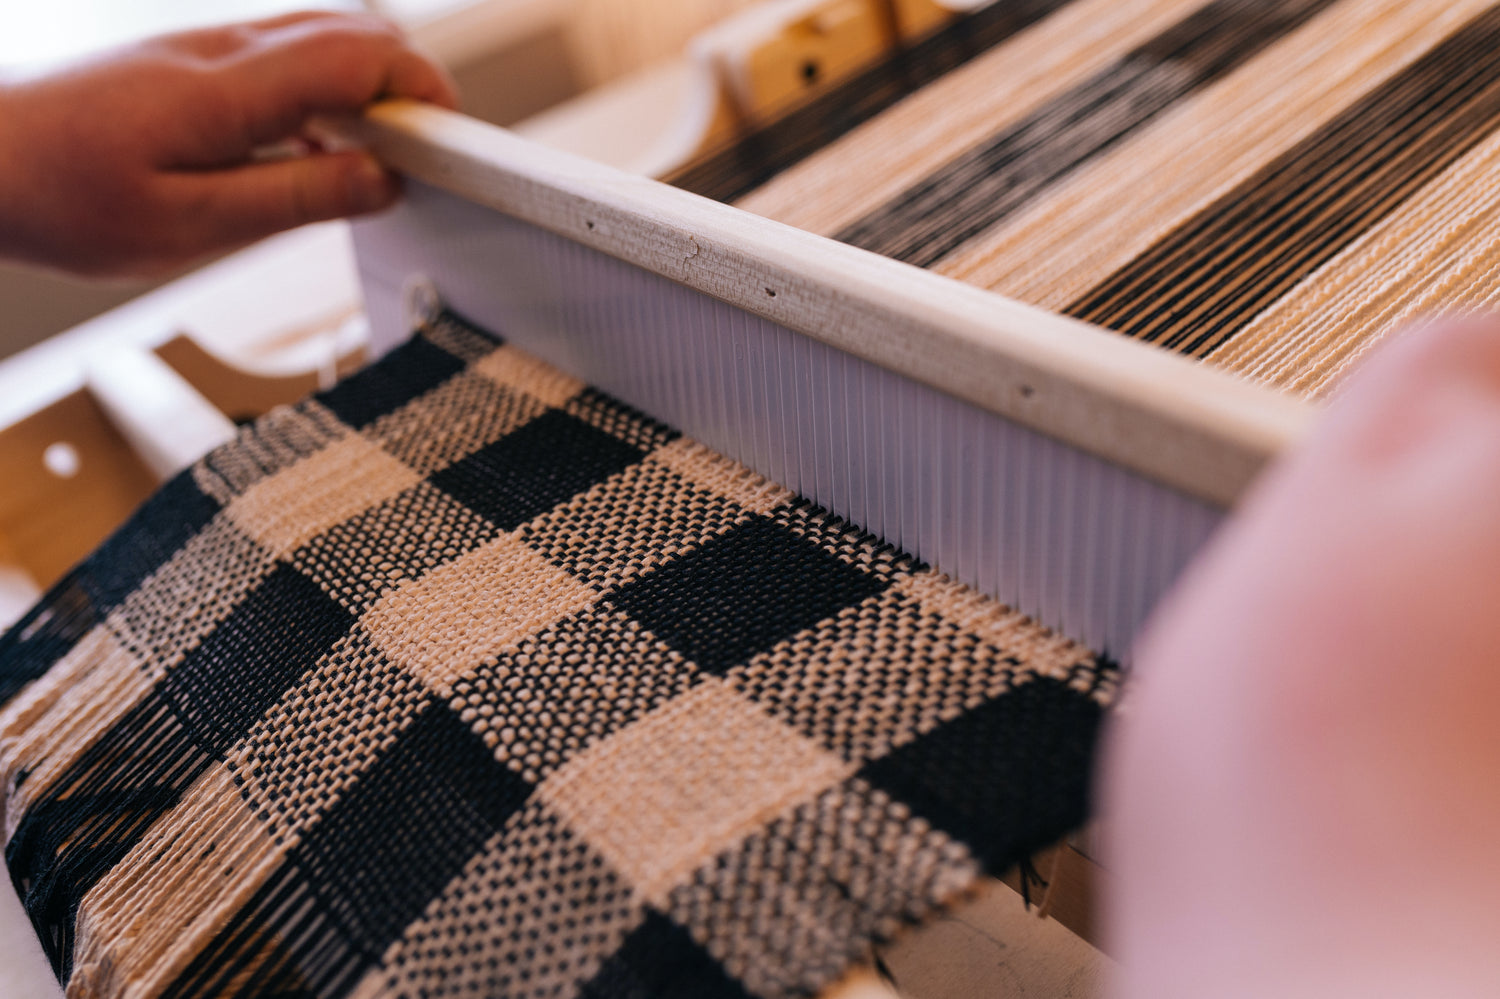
top-left (0, 312), bottom-right (1116, 998)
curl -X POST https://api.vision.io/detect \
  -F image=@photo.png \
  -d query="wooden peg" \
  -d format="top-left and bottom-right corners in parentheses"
top-left (703, 0), bottom-right (899, 124)
top-left (883, 0), bottom-right (985, 41)
top-left (0, 388), bottom-right (158, 588)
top-left (85, 348), bottom-right (239, 483)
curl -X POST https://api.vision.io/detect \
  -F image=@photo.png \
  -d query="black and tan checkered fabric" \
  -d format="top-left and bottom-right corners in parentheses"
top-left (0, 312), bottom-right (1114, 998)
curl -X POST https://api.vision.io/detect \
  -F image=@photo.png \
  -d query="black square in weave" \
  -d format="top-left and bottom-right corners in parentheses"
top-left (157, 564), bottom-right (353, 755)
top-left (0, 572), bottom-right (98, 705)
top-left (430, 408), bottom-right (648, 532)
top-left (607, 515), bottom-right (888, 675)
top-left (579, 910), bottom-right (753, 999)
top-left (82, 470), bottom-right (221, 613)
top-left (856, 677), bottom-right (1103, 875)
top-left (284, 699), bottom-right (535, 957)
top-left (316, 334), bottom-right (467, 430)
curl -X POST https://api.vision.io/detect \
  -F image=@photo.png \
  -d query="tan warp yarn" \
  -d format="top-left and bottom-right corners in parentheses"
top-left (700, 0), bottom-right (1500, 399)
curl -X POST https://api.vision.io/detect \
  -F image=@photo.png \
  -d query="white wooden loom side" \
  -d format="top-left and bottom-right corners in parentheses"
top-left (342, 101), bottom-right (1316, 511)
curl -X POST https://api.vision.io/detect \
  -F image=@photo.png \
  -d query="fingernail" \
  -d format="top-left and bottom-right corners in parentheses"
top-left (351, 156), bottom-right (397, 212)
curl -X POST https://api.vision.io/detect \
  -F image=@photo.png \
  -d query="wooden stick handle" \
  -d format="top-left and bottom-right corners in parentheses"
top-left (85, 348), bottom-right (238, 482)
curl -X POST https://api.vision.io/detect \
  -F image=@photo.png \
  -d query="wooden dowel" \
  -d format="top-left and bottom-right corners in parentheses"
top-left (85, 348), bottom-right (238, 482)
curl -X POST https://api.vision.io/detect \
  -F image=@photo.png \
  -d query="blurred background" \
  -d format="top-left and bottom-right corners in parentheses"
top-left (0, 0), bottom-right (762, 360)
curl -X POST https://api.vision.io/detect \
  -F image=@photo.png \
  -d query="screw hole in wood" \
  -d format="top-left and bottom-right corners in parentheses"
top-left (43, 442), bottom-right (80, 479)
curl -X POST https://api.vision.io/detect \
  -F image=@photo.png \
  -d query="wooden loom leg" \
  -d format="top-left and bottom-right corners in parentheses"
top-left (0, 389), bottom-right (159, 590)
top-left (0, 328), bottom-right (365, 592)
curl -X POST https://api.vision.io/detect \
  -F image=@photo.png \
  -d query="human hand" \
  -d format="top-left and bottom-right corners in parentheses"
top-left (1106, 317), bottom-right (1500, 997)
top-left (0, 11), bottom-right (457, 277)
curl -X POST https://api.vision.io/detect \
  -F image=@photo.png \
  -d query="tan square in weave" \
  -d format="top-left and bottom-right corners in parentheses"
top-left (653, 438), bottom-right (791, 515)
top-left (362, 533), bottom-right (598, 693)
top-left (291, 482), bottom-right (500, 614)
top-left (421, 311), bottom-right (502, 363)
top-left (472, 344), bottom-right (585, 407)
top-left (522, 447), bottom-right (763, 592)
top-left (365, 371), bottom-right (548, 475)
top-left (540, 678), bottom-right (854, 905)
top-left (768, 502), bottom-right (914, 586)
top-left (728, 586), bottom-right (1034, 764)
top-left (664, 778), bottom-right (978, 997)
top-left (562, 391), bottom-right (679, 453)
top-left (107, 517), bottom-right (276, 669)
top-left (894, 572), bottom-right (1106, 698)
top-left (452, 607), bottom-right (697, 783)
top-left (224, 435), bottom-right (422, 558)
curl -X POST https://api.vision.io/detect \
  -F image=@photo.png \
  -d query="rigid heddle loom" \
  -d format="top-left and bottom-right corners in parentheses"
top-left (4, 0), bottom-right (1500, 996)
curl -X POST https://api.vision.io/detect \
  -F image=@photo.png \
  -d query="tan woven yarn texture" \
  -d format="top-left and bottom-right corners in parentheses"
top-left (686, 0), bottom-right (1500, 399)
top-left (0, 313), bottom-right (1114, 999)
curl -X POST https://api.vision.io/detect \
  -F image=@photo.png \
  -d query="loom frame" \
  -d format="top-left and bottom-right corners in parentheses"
top-left (341, 100), bottom-right (1315, 511)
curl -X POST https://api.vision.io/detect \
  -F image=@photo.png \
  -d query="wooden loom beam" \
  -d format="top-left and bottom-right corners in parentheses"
top-left (338, 100), bottom-right (1314, 509)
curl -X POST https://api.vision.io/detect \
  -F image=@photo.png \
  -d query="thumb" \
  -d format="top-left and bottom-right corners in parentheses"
top-left (167, 150), bottom-right (399, 249)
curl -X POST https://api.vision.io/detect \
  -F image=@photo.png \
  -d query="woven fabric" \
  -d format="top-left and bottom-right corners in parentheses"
top-left (0, 312), bottom-right (1114, 998)
top-left (716, 0), bottom-right (1500, 397)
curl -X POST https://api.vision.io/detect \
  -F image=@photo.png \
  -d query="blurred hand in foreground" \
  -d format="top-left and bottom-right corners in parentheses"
top-left (1108, 316), bottom-right (1500, 998)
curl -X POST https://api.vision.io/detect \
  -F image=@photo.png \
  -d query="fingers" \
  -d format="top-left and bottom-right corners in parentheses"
top-left (0, 11), bottom-right (449, 276)
top-left (1107, 313), bottom-right (1500, 998)
top-left (162, 149), bottom-right (400, 253)
top-left (1338, 315), bottom-right (1500, 407)
top-left (147, 11), bottom-right (348, 61)
top-left (156, 13), bottom-right (457, 160)
top-left (232, 14), bottom-right (458, 133)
